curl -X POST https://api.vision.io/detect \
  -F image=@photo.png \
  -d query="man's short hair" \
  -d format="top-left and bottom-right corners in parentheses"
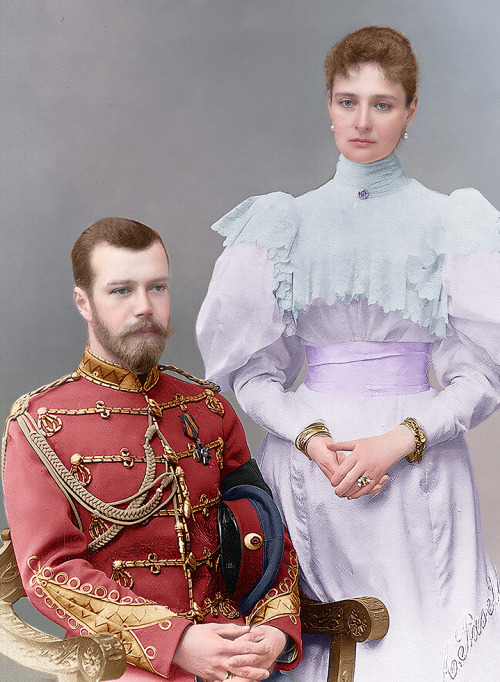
top-left (71, 217), bottom-right (168, 291)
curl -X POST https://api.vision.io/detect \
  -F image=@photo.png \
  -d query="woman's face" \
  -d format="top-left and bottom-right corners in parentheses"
top-left (328, 61), bottom-right (417, 164)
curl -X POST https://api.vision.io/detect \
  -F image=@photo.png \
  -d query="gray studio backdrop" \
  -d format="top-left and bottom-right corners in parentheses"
top-left (1, 1), bottom-right (499, 679)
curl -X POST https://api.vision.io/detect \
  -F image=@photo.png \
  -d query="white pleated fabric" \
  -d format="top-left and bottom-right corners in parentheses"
top-left (197, 156), bottom-right (500, 681)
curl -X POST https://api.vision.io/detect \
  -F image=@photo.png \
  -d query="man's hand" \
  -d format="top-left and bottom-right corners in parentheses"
top-left (173, 622), bottom-right (285, 681)
top-left (224, 625), bottom-right (288, 680)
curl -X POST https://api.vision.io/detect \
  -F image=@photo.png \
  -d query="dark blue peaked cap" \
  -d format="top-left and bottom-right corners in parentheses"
top-left (220, 484), bottom-right (285, 614)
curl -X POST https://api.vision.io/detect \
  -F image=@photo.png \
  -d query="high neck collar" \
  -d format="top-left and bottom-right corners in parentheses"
top-left (77, 345), bottom-right (160, 392)
top-left (332, 154), bottom-right (408, 199)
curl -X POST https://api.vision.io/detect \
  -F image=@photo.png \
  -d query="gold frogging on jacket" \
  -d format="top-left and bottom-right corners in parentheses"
top-left (246, 550), bottom-right (300, 628)
top-left (111, 547), bottom-right (219, 589)
top-left (27, 556), bottom-right (176, 676)
top-left (68, 438), bottom-right (225, 491)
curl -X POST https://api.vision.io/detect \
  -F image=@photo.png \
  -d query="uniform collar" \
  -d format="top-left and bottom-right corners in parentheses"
top-left (77, 345), bottom-right (160, 392)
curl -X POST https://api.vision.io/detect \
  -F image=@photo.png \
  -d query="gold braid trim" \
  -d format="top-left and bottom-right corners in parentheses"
top-left (77, 346), bottom-right (160, 392)
top-left (76, 345), bottom-right (220, 394)
top-left (192, 592), bottom-right (239, 622)
top-left (71, 438), bottom-right (225, 491)
top-left (28, 556), bottom-right (177, 675)
top-left (34, 391), bottom-right (224, 423)
top-left (154, 490), bottom-right (222, 519)
top-left (1, 372), bottom-right (78, 478)
top-left (15, 412), bottom-right (177, 529)
top-left (111, 548), bottom-right (219, 589)
top-left (158, 364), bottom-right (220, 393)
top-left (245, 550), bottom-right (300, 628)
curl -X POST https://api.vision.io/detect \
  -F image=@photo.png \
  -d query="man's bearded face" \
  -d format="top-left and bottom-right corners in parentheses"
top-left (90, 301), bottom-right (171, 375)
top-left (83, 241), bottom-right (173, 376)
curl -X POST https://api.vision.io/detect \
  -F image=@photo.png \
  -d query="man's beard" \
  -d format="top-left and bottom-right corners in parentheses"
top-left (91, 306), bottom-right (173, 376)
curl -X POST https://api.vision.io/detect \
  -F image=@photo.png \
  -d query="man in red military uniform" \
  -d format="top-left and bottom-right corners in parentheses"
top-left (1, 218), bottom-right (301, 681)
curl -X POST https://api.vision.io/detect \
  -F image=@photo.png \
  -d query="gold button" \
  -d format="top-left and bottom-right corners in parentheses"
top-left (244, 533), bottom-right (263, 551)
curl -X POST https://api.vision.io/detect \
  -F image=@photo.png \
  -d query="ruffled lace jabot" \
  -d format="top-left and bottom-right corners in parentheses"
top-left (212, 156), bottom-right (500, 338)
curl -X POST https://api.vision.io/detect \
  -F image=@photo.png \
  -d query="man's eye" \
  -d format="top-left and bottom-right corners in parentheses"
top-left (152, 285), bottom-right (167, 292)
top-left (340, 99), bottom-right (354, 107)
top-left (111, 288), bottom-right (130, 295)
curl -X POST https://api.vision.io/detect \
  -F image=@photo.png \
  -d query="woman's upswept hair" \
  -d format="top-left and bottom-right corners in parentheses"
top-left (71, 217), bottom-right (168, 291)
top-left (324, 26), bottom-right (419, 105)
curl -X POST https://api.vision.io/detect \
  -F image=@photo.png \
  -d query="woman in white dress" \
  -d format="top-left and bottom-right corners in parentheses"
top-left (197, 26), bottom-right (500, 681)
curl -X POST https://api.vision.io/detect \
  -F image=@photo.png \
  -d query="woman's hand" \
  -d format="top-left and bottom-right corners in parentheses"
top-left (328, 425), bottom-right (415, 499)
top-left (305, 435), bottom-right (346, 481)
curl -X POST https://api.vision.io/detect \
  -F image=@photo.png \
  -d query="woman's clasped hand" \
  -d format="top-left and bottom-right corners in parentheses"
top-left (305, 425), bottom-right (415, 498)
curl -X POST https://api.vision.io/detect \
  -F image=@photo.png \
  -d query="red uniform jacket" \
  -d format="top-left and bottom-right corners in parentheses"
top-left (2, 348), bottom-right (301, 680)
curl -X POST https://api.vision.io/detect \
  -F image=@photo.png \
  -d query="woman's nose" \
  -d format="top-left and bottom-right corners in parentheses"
top-left (355, 106), bottom-right (372, 131)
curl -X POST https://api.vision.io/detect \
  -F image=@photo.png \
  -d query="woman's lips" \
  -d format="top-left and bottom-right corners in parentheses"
top-left (350, 139), bottom-right (376, 147)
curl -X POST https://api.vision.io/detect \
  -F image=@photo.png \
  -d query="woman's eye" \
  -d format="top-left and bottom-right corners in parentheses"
top-left (340, 99), bottom-right (354, 107)
top-left (376, 102), bottom-right (390, 110)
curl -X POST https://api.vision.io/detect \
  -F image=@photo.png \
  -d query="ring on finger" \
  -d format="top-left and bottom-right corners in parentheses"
top-left (224, 672), bottom-right (233, 680)
top-left (357, 474), bottom-right (371, 488)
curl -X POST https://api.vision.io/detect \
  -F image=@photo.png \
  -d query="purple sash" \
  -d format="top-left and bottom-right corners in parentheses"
top-left (304, 342), bottom-right (431, 397)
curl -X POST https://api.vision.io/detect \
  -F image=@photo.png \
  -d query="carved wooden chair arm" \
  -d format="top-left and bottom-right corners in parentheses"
top-left (300, 590), bottom-right (389, 682)
top-left (0, 528), bottom-right (127, 682)
top-left (1, 525), bottom-right (389, 682)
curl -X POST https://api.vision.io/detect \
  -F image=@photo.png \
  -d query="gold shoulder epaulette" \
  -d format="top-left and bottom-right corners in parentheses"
top-left (158, 364), bottom-right (220, 394)
top-left (6, 371), bottom-right (79, 419)
top-left (1, 372), bottom-right (79, 477)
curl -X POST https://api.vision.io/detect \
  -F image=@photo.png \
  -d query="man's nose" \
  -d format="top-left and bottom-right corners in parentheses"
top-left (134, 290), bottom-right (154, 316)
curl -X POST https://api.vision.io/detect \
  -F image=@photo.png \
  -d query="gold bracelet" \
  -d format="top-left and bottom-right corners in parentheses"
top-left (294, 422), bottom-right (332, 459)
top-left (401, 417), bottom-right (427, 462)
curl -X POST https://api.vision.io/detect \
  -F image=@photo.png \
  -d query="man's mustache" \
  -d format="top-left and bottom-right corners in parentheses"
top-left (120, 320), bottom-right (172, 339)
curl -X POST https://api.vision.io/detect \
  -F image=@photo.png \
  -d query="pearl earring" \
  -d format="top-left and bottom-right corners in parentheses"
top-left (402, 129), bottom-right (408, 140)
top-left (330, 123), bottom-right (335, 132)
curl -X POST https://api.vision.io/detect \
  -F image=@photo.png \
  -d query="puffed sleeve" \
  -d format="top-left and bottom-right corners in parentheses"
top-left (412, 248), bottom-right (500, 444)
top-left (197, 195), bottom-right (325, 443)
top-left (406, 187), bottom-right (500, 444)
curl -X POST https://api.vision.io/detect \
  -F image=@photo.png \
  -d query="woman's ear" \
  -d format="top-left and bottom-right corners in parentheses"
top-left (74, 286), bottom-right (93, 322)
top-left (327, 90), bottom-right (335, 124)
top-left (406, 96), bottom-right (418, 126)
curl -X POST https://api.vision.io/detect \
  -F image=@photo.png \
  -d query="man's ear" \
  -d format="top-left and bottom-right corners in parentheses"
top-left (74, 287), bottom-right (93, 322)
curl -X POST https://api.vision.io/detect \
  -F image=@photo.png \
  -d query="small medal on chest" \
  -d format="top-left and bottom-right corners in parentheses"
top-left (180, 413), bottom-right (211, 465)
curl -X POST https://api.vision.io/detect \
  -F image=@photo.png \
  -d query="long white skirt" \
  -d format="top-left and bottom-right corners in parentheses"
top-left (255, 384), bottom-right (500, 681)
